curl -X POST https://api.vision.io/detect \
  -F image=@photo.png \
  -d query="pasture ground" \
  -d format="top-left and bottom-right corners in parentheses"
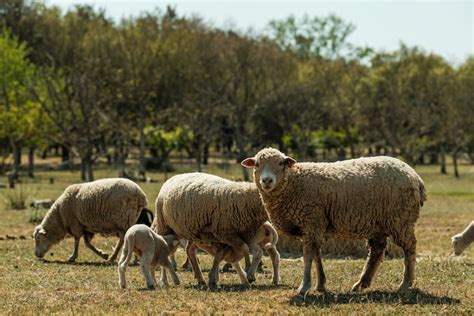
top-left (0, 163), bottom-right (473, 313)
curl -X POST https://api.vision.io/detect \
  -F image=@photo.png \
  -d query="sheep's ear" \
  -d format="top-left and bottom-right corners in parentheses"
top-left (284, 156), bottom-right (297, 167)
top-left (241, 158), bottom-right (256, 168)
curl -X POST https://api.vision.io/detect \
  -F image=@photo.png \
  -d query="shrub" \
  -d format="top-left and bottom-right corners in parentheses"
top-left (1, 183), bottom-right (34, 210)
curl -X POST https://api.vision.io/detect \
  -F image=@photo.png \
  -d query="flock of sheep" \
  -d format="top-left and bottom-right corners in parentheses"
top-left (32, 148), bottom-right (473, 295)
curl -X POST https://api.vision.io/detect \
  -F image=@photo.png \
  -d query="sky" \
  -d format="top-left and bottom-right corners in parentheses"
top-left (47, 0), bottom-right (473, 65)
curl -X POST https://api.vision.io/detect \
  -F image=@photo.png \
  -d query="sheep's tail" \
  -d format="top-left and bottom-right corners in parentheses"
top-left (263, 222), bottom-right (279, 251)
top-left (153, 197), bottom-right (174, 236)
top-left (418, 177), bottom-right (427, 207)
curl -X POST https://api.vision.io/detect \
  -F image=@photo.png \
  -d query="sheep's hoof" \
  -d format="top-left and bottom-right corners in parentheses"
top-left (101, 253), bottom-right (109, 260)
top-left (397, 281), bottom-right (412, 293)
top-left (67, 256), bottom-right (77, 263)
top-left (272, 279), bottom-right (279, 286)
top-left (146, 284), bottom-right (156, 290)
top-left (297, 284), bottom-right (311, 296)
top-left (351, 281), bottom-right (366, 292)
top-left (247, 274), bottom-right (256, 283)
top-left (316, 285), bottom-right (326, 292)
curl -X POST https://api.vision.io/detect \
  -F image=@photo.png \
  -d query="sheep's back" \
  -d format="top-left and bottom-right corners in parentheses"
top-left (272, 156), bottom-right (425, 239)
top-left (73, 178), bottom-right (147, 234)
top-left (158, 173), bottom-right (267, 241)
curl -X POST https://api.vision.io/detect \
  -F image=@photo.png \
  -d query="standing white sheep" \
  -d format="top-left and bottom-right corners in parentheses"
top-left (118, 224), bottom-right (180, 289)
top-left (33, 178), bottom-right (148, 262)
top-left (242, 148), bottom-right (426, 295)
top-left (451, 221), bottom-right (474, 255)
top-left (153, 172), bottom-right (269, 287)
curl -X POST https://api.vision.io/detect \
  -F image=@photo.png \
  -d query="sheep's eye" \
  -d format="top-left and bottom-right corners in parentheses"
top-left (255, 163), bottom-right (260, 168)
top-left (279, 161), bottom-right (284, 166)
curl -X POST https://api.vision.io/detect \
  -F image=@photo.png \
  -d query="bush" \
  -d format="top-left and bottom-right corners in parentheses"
top-left (1, 183), bottom-right (34, 210)
top-left (28, 207), bottom-right (47, 223)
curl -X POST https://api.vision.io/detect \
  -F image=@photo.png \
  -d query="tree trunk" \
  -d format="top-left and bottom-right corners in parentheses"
top-left (203, 143), bottom-right (209, 165)
top-left (194, 136), bottom-right (202, 172)
top-left (27, 147), bottom-right (35, 178)
top-left (138, 105), bottom-right (146, 178)
top-left (10, 141), bottom-right (21, 178)
top-left (81, 154), bottom-right (94, 182)
top-left (440, 147), bottom-right (447, 174)
top-left (453, 151), bottom-right (460, 178)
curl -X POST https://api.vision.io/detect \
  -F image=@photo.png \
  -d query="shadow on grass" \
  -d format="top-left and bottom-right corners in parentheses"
top-left (184, 283), bottom-right (292, 292)
top-left (40, 259), bottom-right (114, 267)
top-left (289, 288), bottom-right (460, 307)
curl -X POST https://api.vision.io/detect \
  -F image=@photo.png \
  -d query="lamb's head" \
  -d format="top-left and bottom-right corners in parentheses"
top-left (33, 225), bottom-right (53, 258)
top-left (242, 147), bottom-right (296, 193)
top-left (451, 234), bottom-right (467, 256)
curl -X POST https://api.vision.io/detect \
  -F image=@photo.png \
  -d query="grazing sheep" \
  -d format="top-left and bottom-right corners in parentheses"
top-left (242, 148), bottom-right (426, 294)
top-left (33, 178), bottom-right (148, 262)
top-left (153, 172), bottom-right (269, 286)
top-left (452, 221), bottom-right (474, 255)
top-left (118, 224), bottom-right (180, 289)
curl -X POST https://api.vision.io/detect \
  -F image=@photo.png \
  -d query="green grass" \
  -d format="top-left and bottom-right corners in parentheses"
top-left (0, 163), bottom-right (473, 313)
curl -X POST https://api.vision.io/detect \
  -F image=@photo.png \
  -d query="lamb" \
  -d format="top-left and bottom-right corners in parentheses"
top-left (451, 221), bottom-right (474, 255)
top-left (118, 224), bottom-right (180, 289)
top-left (33, 178), bottom-right (148, 262)
top-left (153, 172), bottom-right (269, 286)
top-left (242, 148), bottom-right (426, 295)
top-left (182, 221), bottom-right (281, 286)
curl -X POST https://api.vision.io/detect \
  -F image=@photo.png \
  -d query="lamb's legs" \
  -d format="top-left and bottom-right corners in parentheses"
top-left (108, 233), bottom-right (124, 262)
top-left (68, 236), bottom-right (80, 262)
top-left (246, 245), bottom-right (263, 283)
top-left (352, 237), bottom-right (387, 291)
top-left (140, 252), bottom-right (155, 289)
top-left (232, 261), bottom-right (250, 287)
top-left (83, 232), bottom-right (109, 260)
top-left (208, 247), bottom-right (227, 286)
top-left (393, 227), bottom-right (417, 292)
top-left (267, 246), bottom-right (281, 285)
top-left (186, 241), bottom-right (206, 286)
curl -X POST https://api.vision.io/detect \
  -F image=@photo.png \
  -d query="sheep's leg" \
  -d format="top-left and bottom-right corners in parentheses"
top-left (84, 232), bottom-right (109, 260)
top-left (232, 261), bottom-right (250, 287)
top-left (140, 251), bottom-right (155, 289)
top-left (160, 266), bottom-right (169, 286)
top-left (393, 227), bottom-right (417, 292)
top-left (170, 254), bottom-right (177, 271)
top-left (267, 246), bottom-right (281, 285)
top-left (246, 245), bottom-right (263, 283)
top-left (298, 242), bottom-right (314, 295)
top-left (186, 241), bottom-right (206, 286)
top-left (352, 237), bottom-right (387, 291)
top-left (313, 247), bottom-right (326, 292)
top-left (244, 253), bottom-right (251, 273)
top-left (150, 264), bottom-right (157, 287)
top-left (108, 233), bottom-right (124, 262)
top-left (164, 258), bottom-right (181, 286)
top-left (208, 247), bottom-right (227, 287)
top-left (68, 236), bottom-right (81, 263)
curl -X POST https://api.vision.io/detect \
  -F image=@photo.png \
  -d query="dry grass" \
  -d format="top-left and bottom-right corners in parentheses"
top-left (0, 163), bottom-right (473, 314)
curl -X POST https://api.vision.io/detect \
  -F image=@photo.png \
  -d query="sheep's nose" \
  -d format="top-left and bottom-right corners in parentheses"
top-left (262, 177), bottom-right (273, 186)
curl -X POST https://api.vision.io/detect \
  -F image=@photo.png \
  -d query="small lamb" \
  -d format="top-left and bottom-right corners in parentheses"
top-left (452, 221), bottom-right (474, 255)
top-left (118, 224), bottom-right (180, 289)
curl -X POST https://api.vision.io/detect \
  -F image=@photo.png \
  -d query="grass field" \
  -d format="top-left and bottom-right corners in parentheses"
top-left (0, 162), bottom-right (473, 314)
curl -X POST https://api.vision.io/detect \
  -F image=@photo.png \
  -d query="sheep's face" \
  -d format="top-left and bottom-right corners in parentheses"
top-left (242, 148), bottom-right (296, 193)
top-left (33, 226), bottom-right (52, 258)
top-left (451, 235), bottom-right (465, 255)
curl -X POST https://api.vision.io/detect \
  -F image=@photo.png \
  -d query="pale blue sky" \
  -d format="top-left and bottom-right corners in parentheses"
top-left (48, 0), bottom-right (473, 65)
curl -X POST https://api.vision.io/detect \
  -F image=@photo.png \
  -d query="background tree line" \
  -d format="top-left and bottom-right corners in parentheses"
top-left (1, 0), bottom-right (473, 182)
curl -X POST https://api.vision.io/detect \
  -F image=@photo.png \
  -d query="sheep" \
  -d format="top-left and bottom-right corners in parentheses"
top-left (33, 178), bottom-right (148, 263)
top-left (242, 148), bottom-right (426, 295)
top-left (118, 224), bottom-right (180, 289)
top-left (451, 221), bottom-right (474, 255)
top-left (132, 207), bottom-right (155, 265)
top-left (178, 221), bottom-right (280, 286)
top-left (153, 172), bottom-right (269, 286)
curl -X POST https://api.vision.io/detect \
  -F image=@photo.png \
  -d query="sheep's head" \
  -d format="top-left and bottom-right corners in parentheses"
top-left (33, 225), bottom-right (53, 258)
top-left (242, 147), bottom-right (296, 193)
top-left (451, 234), bottom-right (466, 256)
